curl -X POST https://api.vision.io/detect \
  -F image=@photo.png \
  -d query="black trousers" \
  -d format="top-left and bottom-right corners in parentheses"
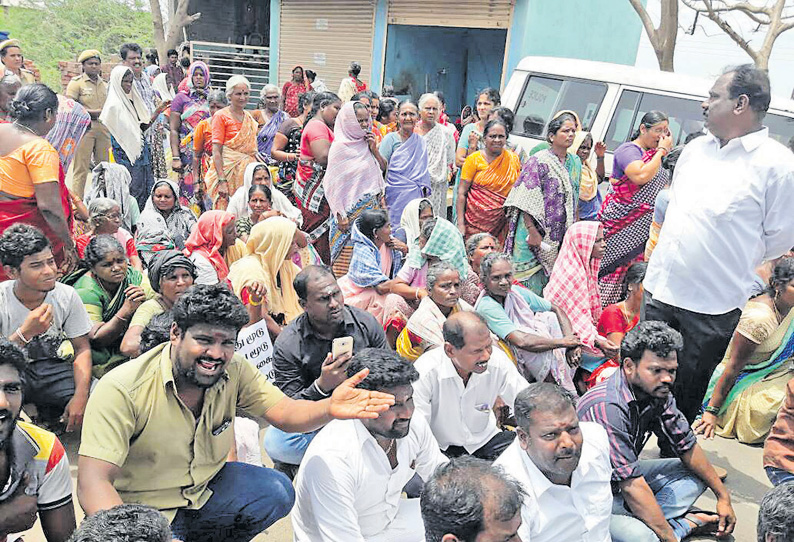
top-left (645, 294), bottom-right (741, 423)
top-left (444, 430), bottom-right (517, 461)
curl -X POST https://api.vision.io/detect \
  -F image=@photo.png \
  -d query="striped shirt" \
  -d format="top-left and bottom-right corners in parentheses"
top-left (577, 368), bottom-right (695, 485)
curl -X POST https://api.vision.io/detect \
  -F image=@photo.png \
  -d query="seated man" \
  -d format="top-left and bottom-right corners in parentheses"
top-left (414, 311), bottom-right (528, 460)
top-left (292, 348), bottom-right (447, 542)
top-left (764, 378), bottom-right (794, 486)
top-left (494, 383), bottom-right (613, 541)
top-left (421, 456), bottom-right (524, 542)
top-left (67, 504), bottom-right (170, 542)
top-left (757, 481), bottom-right (794, 542)
top-left (0, 224), bottom-right (92, 431)
top-left (267, 265), bottom-right (388, 468)
top-left (578, 321), bottom-right (735, 542)
top-left (474, 253), bottom-right (581, 390)
top-left (77, 284), bottom-right (394, 542)
top-left (0, 338), bottom-right (76, 542)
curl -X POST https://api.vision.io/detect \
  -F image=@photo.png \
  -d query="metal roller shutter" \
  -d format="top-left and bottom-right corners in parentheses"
top-left (279, 0), bottom-right (376, 93)
top-left (387, 0), bottom-right (514, 29)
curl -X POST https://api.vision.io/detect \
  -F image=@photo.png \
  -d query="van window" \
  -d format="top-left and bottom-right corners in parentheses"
top-left (765, 113), bottom-right (794, 146)
top-left (514, 75), bottom-right (606, 137)
top-left (605, 90), bottom-right (706, 151)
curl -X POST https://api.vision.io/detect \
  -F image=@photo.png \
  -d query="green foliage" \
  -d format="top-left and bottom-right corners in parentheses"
top-left (0, 0), bottom-right (154, 89)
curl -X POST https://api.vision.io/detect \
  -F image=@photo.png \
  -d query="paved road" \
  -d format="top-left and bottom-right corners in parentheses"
top-left (19, 428), bottom-right (767, 541)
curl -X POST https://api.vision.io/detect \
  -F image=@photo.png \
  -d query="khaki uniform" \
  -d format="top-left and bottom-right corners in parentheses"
top-left (65, 73), bottom-right (110, 197)
top-left (2, 67), bottom-right (35, 85)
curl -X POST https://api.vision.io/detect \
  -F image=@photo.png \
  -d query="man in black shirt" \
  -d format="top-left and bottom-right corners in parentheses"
top-left (267, 265), bottom-right (388, 469)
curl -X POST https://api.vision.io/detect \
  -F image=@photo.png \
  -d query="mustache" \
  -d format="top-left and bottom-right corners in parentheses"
top-left (196, 356), bottom-right (223, 365)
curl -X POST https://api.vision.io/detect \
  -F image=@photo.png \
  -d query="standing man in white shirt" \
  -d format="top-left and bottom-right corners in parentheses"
top-left (292, 348), bottom-right (448, 542)
top-left (414, 311), bottom-right (528, 460)
top-left (494, 383), bottom-right (614, 542)
top-left (645, 64), bottom-right (794, 423)
top-left (421, 456), bottom-right (525, 542)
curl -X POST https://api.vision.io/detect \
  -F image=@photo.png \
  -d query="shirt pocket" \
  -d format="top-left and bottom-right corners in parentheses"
top-left (467, 397), bottom-right (493, 433)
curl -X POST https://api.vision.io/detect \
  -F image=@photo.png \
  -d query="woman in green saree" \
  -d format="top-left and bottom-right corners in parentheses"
top-left (68, 234), bottom-right (153, 377)
top-left (695, 258), bottom-right (794, 444)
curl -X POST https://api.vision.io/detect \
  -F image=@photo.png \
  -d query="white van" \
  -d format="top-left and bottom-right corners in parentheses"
top-left (501, 56), bottom-right (794, 174)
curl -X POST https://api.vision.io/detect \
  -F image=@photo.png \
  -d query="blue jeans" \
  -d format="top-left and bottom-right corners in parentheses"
top-left (263, 427), bottom-right (318, 465)
top-left (609, 458), bottom-right (707, 542)
top-left (170, 462), bottom-right (295, 542)
top-left (766, 466), bottom-right (794, 486)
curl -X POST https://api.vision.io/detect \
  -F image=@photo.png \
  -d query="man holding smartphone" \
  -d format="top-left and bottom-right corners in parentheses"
top-left (268, 265), bottom-right (388, 473)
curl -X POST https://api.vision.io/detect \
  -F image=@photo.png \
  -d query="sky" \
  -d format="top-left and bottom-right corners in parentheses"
top-left (634, 0), bottom-right (794, 100)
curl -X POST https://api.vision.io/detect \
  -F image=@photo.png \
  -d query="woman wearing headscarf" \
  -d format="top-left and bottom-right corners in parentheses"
top-left (338, 210), bottom-right (404, 324)
top-left (228, 162), bottom-right (302, 226)
top-left (183, 209), bottom-right (238, 286)
top-left (503, 112), bottom-right (579, 296)
top-left (597, 110), bottom-right (672, 306)
top-left (382, 217), bottom-right (478, 345)
top-left (415, 93), bottom-right (455, 219)
top-left (190, 89), bottom-right (227, 213)
top-left (456, 118), bottom-right (521, 241)
top-left (100, 65), bottom-right (157, 210)
top-left (256, 84), bottom-right (288, 164)
top-left (379, 100), bottom-right (431, 232)
top-left (399, 197), bottom-right (434, 249)
top-left (119, 250), bottom-right (196, 358)
top-left (135, 179), bottom-right (197, 265)
top-left (281, 65), bottom-right (308, 117)
top-left (170, 61), bottom-right (211, 208)
top-left (228, 216), bottom-right (303, 335)
top-left (544, 221), bottom-right (619, 379)
top-left (572, 131), bottom-right (606, 221)
top-left (152, 72), bottom-right (175, 101)
top-left (294, 91), bottom-right (342, 264)
top-left (324, 101), bottom-right (387, 276)
top-left (205, 75), bottom-right (259, 209)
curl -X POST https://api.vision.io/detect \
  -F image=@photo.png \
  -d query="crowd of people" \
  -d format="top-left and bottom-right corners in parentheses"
top-left (1, 34), bottom-right (794, 542)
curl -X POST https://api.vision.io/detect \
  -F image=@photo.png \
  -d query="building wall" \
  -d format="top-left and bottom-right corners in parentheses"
top-left (505, 0), bottom-right (645, 78)
top-left (383, 25), bottom-right (506, 114)
top-left (185, 0), bottom-right (269, 45)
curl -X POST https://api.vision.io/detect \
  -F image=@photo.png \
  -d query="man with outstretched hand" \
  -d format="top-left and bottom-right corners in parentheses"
top-left (77, 283), bottom-right (394, 542)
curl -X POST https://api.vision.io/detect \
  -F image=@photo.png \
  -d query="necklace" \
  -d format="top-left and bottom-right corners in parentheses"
top-left (384, 439), bottom-right (395, 456)
top-left (13, 122), bottom-right (38, 136)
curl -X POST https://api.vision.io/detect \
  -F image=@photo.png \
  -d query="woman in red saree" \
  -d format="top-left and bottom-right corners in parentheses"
top-left (0, 84), bottom-right (76, 279)
top-left (455, 118), bottom-right (521, 241)
top-left (281, 65), bottom-right (308, 117)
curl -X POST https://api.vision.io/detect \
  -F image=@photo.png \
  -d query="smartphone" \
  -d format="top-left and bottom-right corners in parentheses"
top-left (332, 336), bottom-right (354, 359)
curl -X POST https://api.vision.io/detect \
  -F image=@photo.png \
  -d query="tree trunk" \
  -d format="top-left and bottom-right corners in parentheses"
top-left (629, 0), bottom-right (679, 72)
top-left (148, 0), bottom-right (168, 64)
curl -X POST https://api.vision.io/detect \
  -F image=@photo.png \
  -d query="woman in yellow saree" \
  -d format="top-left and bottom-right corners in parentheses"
top-left (695, 258), bottom-right (794, 444)
top-left (205, 75), bottom-right (258, 209)
top-left (455, 118), bottom-right (521, 241)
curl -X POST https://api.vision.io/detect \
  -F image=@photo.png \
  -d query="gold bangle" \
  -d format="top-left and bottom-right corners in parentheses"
top-left (249, 298), bottom-right (262, 307)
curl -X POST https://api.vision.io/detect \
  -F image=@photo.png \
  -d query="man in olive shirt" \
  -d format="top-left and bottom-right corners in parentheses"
top-left (65, 49), bottom-right (110, 198)
top-left (77, 284), bottom-right (394, 542)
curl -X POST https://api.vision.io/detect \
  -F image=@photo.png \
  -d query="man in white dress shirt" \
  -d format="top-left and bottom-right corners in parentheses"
top-left (292, 348), bottom-right (448, 542)
top-left (421, 456), bottom-right (525, 542)
top-left (645, 64), bottom-right (794, 423)
top-left (414, 311), bottom-right (529, 460)
top-left (494, 383), bottom-right (614, 542)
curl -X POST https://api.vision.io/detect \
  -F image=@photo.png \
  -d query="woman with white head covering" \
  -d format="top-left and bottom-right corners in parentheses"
top-left (204, 75), bottom-right (259, 209)
top-left (100, 65), bottom-right (156, 210)
top-left (228, 162), bottom-right (302, 225)
top-left (135, 178), bottom-right (197, 265)
top-left (152, 72), bottom-right (175, 101)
